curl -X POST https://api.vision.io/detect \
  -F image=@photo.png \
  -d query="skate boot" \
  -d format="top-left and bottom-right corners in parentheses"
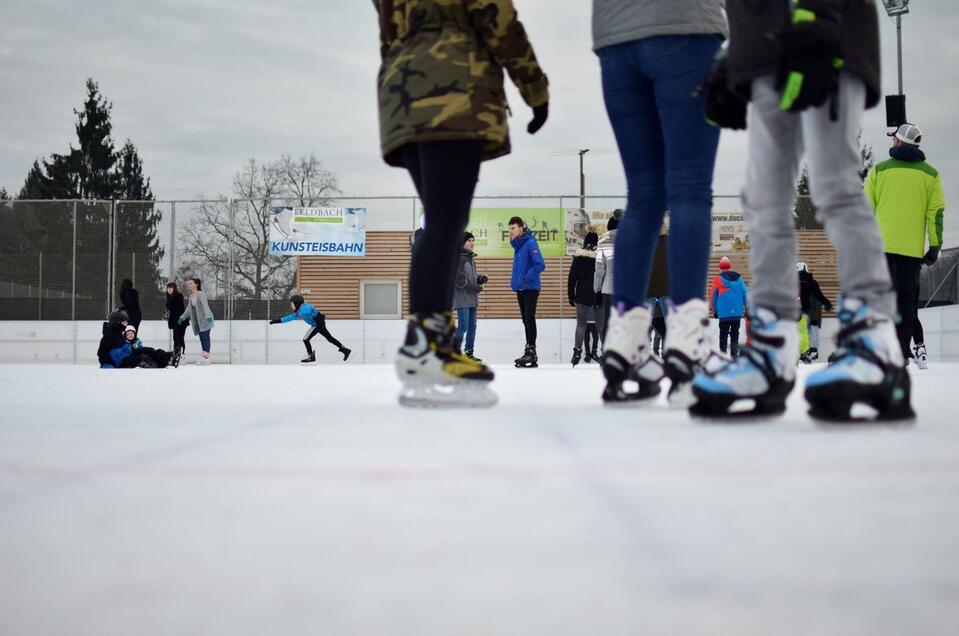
top-left (912, 343), bottom-right (928, 370)
top-left (515, 345), bottom-right (538, 368)
top-left (464, 349), bottom-right (482, 362)
top-left (601, 304), bottom-right (662, 404)
top-left (340, 347), bottom-right (351, 362)
top-left (808, 347), bottom-right (819, 362)
top-left (170, 349), bottom-right (182, 368)
top-left (690, 307), bottom-right (798, 417)
top-left (396, 312), bottom-right (496, 408)
top-left (571, 347), bottom-right (582, 367)
top-left (301, 352), bottom-right (316, 365)
top-left (663, 298), bottom-right (710, 407)
top-left (805, 298), bottom-right (914, 422)
top-left (799, 349), bottom-right (813, 365)
top-left (196, 354), bottom-right (211, 365)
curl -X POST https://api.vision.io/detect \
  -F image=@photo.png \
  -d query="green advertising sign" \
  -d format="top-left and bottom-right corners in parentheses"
top-left (465, 208), bottom-right (565, 258)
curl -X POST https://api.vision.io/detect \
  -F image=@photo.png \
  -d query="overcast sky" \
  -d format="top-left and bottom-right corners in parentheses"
top-left (2, 0), bottom-right (956, 245)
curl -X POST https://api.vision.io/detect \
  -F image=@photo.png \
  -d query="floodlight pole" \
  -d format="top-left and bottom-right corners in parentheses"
top-left (896, 14), bottom-right (903, 95)
top-left (578, 149), bottom-right (589, 211)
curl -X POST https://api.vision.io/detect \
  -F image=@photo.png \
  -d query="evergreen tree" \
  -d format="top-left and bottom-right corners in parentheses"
top-left (73, 79), bottom-right (117, 199)
top-left (0, 187), bottom-right (8, 199)
top-left (115, 140), bottom-right (153, 200)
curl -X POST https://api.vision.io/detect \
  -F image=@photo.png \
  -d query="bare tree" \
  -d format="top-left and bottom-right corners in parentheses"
top-left (177, 154), bottom-right (340, 307)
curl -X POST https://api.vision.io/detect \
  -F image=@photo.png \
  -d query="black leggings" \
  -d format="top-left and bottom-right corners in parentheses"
top-left (398, 141), bottom-right (483, 313)
top-left (304, 319), bottom-right (344, 355)
top-left (886, 253), bottom-right (922, 357)
top-left (171, 324), bottom-right (188, 353)
top-left (517, 290), bottom-right (540, 347)
top-left (584, 323), bottom-right (599, 353)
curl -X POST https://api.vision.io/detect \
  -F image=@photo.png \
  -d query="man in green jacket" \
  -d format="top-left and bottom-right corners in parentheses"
top-left (865, 123), bottom-right (946, 358)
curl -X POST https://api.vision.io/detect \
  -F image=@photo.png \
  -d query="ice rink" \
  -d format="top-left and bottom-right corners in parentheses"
top-left (2, 362), bottom-right (958, 635)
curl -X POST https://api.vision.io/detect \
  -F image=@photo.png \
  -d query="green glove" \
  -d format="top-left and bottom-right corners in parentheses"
top-left (776, 0), bottom-right (843, 114)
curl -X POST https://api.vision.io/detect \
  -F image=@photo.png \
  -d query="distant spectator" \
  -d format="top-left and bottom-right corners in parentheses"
top-left (118, 278), bottom-right (141, 330)
top-left (166, 282), bottom-right (188, 357)
top-left (709, 257), bottom-right (748, 357)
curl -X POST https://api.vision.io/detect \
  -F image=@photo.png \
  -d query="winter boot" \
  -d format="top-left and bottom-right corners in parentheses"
top-left (515, 345), bottom-right (538, 368)
top-left (912, 343), bottom-right (928, 370)
top-left (301, 352), bottom-right (316, 364)
top-left (601, 304), bottom-right (662, 404)
top-left (464, 349), bottom-right (481, 362)
top-left (663, 298), bottom-right (710, 407)
top-left (396, 312), bottom-right (496, 408)
top-left (808, 347), bottom-right (819, 362)
top-left (690, 307), bottom-right (798, 417)
top-left (805, 298), bottom-right (914, 421)
top-left (340, 347), bottom-right (352, 362)
top-left (571, 347), bottom-right (582, 367)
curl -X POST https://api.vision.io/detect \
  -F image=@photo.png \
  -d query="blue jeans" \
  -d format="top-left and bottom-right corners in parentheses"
top-left (454, 307), bottom-right (477, 351)
top-left (198, 330), bottom-right (211, 354)
top-left (598, 35), bottom-right (722, 307)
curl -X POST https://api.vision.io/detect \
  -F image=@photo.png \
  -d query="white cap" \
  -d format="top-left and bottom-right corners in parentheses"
top-left (124, 325), bottom-right (137, 334)
top-left (796, 262), bottom-right (808, 272)
top-left (892, 123), bottom-right (922, 145)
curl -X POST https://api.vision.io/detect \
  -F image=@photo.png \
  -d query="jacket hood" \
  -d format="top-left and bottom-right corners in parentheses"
top-left (798, 270), bottom-right (815, 281)
top-left (890, 145), bottom-right (926, 163)
top-left (574, 247), bottom-right (597, 259)
top-left (720, 271), bottom-right (741, 282)
top-left (102, 322), bottom-right (112, 336)
top-left (510, 231), bottom-right (533, 250)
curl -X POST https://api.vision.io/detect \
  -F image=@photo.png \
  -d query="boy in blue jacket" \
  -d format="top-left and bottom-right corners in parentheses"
top-left (269, 294), bottom-right (351, 364)
top-left (509, 216), bottom-right (546, 368)
top-left (709, 257), bottom-right (748, 357)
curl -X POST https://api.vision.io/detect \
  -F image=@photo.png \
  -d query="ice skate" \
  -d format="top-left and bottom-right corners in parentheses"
top-left (515, 345), bottom-right (538, 368)
top-left (799, 349), bottom-right (813, 365)
top-left (463, 349), bottom-right (481, 362)
top-left (301, 353), bottom-right (316, 365)
top-left (805, 298), bottom-right (914, 422)
top-left (912, 343), bottom-right (928, 370)
top-left (396, 312), bottom-right (497, 408)
top-left (571, 347), bottom-right (582, 367)
top-left (663, 299), bottom-right (710, 408)
top-left (170, 349), bottom-right (182, 368)
top-left (690, 306), bottom-right (797, 418)
top-left (196, 355), bottom-right (211, 365)
top-left (601, 304), bottom-right (661, 405)
top-left (340, 347), bottom-right (352, 362)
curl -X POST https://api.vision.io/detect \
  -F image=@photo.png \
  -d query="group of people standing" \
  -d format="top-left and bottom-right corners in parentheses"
top-left (373, 0), bottom-right (943, 419)
top-left (99, 277), bottom-right (215, 368)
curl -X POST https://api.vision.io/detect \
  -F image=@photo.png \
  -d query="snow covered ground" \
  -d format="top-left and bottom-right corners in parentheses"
top-left (1, 362), bottom-right (958, 636)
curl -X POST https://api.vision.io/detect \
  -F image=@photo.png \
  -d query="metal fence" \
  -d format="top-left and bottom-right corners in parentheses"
top-left (0, 193), bottom-right (867, 325)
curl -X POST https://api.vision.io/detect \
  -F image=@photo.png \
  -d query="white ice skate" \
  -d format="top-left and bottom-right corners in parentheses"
top-left (600, 304), bottom-right (661, 404)
top-left (663, 298), bottom-right (710, 408)
top-left (196, 355), bottom-right (211, 365)
top-left (912, 343), bottom-right (928, 370)
top-left (690, 307), bottom-right (798, 417)
top-left (805, 298), bottom-right (914, 421)
top-left (396, 312), bottom-right (497, 408)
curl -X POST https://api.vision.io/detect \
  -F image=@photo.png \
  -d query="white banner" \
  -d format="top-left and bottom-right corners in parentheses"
top-left (268, 207), bottom-right (367, 256)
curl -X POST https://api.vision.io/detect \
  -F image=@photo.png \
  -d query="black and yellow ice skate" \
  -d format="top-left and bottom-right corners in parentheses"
top-left (396, 312), bottom-right (496, 408)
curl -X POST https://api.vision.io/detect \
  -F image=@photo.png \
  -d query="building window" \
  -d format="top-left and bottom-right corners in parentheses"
top-left (360, 280), bottom-right (402, 319)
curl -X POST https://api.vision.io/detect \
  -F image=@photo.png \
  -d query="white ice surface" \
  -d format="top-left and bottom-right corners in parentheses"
top-left (1, 362), bottom-right (958, 636)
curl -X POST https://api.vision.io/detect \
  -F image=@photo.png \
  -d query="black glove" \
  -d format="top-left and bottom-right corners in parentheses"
top-left (702, 51), bottom-right (747, 130)
top-left (923, 247), bottom-right (940, 266)
top-left (269, 319), bottom-right (281, 325)
top-left (528, 102), bottom-right (548, 135)
top-left (775, 0), bottom-right (843, 115)
top-left (569, 299), bottom-right (576, 307)
top-left (477, 274), bottom-right (489, 286)
top-left (824, 303), bottom-right (834, 312)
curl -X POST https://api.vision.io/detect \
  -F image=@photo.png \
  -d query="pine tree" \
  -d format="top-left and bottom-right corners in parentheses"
top-left (0, 187), bottom-right (8, 199)
top-left (115, 140), bottom-right (153, 200)
top-left (73, 79), bottom-right (117, 199)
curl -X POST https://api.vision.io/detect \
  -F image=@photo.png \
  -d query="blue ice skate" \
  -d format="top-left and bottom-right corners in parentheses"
top-left (690, 307), bottom-right (798, 417)
top-left (805, 298), bottom-right (914, 422)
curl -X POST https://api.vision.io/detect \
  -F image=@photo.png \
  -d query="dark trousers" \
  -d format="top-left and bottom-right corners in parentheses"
top-left (171, 324), bottom-right (188, 353)
top-left (517, 290), bottom-right (540, 347)
top-left (886, 253), bottom-right (923, 357)
top-left (120, 346), bottom-right (170, 368)
top-left (718, 318), bottom-right (741, 356)
top-left (398, 141), bottom-right (483, 313)
top-left (596, 293), bottom-right (614, 342)
top-left (584, 323), bottom-right (599, 354)
top-left (304, 319), bottom-right (344, 355)
top-left (913, 283), bottom-right (924, 346)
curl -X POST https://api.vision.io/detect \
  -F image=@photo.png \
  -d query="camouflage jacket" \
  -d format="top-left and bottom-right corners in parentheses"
top-left (374, 0), bottom-right (549, 166)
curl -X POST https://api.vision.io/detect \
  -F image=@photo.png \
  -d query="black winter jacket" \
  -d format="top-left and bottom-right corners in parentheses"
top-left (166, 292), bottom-right (186, 329)
top-left (97, 323), bottom-right (128, 367)
top-left (119, 288), bottom-right (142, 325)
top-left (799, 270), bottom-right (832, 317)
top-left (568, 248), bottom-right (599, 306)
top-left (726, 0), bottom-right (881, 109)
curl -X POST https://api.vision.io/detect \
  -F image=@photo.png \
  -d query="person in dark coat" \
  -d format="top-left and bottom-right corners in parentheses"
top-left (118, 278), bottom-right (142, 330)
top-left (452, 232), bottom-right (486, 360)
top-left (165, 282), bottom-right (188, 356)
top-left (97, 311), bottom-right (176, 368)
top-left (568, 231), bottom-right (599, 366)
top-left (797, 262), bottom-right (832, 362)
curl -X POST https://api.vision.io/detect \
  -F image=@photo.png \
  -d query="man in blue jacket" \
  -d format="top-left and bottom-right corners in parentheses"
top-left (709, 257), bottom-right (748, 357)
top-left (509, 216), bottom-right (546, 367)
top-left (269, 294), bottom-right (351, 364)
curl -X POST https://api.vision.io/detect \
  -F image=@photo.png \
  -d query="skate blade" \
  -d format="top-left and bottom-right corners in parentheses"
top-left (689, 397), bottom-right (788, 420)
top-left (399, 382), bottom-right (498, 409)
top-left (602, 381), bottom-right (662, 407)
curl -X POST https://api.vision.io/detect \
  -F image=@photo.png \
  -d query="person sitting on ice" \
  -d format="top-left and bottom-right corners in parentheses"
top-left (97, 313), bottom-right (178, 368)
top-left (269, 294), bottom-right (351, 364)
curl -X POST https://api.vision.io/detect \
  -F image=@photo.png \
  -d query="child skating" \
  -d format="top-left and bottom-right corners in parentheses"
top-left (269, 294), bottom-right (351, 364)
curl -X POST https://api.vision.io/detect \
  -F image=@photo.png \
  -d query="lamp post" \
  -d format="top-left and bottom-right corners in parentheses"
top-left (882, 0), bottom-right (910, 94)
